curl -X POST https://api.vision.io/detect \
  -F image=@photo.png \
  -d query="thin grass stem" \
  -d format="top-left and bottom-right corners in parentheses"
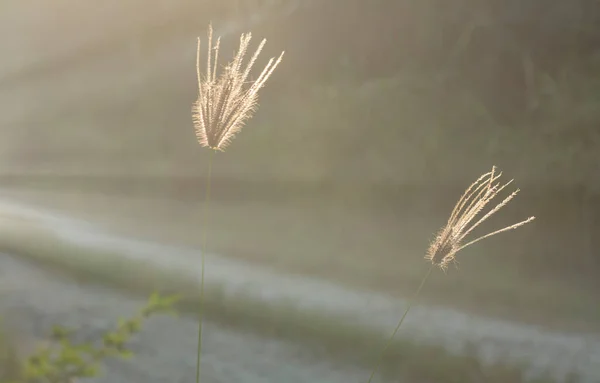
top-left (367, 264), bottom-right (434, 383)
top-left (196, 149), bottom-right (215, 383)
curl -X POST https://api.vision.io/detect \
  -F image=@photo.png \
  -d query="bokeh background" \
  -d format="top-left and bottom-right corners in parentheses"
top-left (1, 0), bottom-right (599, 330)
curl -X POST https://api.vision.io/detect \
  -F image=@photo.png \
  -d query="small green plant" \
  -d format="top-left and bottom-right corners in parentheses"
top-left (1, 292), bottom-right (179, 383)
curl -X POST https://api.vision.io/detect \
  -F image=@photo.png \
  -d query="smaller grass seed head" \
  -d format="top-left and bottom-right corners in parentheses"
top-left (426, 166), bottom-right (535, 271)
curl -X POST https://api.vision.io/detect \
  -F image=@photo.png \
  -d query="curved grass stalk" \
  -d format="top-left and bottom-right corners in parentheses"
top-left (367, 166), bottom-right (534, 383)
top-left (366, 264), bottom-right (434, 383)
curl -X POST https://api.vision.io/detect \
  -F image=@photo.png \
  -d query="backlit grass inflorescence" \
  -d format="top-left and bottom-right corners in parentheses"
top-left (426, 166), bottom-right (536, 270)
top-left (192, 24), bottom-right (284, 151)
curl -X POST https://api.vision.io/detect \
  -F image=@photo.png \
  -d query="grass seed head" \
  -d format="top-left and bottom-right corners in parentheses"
top-left (426, 166), bottom-right (535, 270)
top-left (426, 227), bottom-right (459, 270)
top-left (192, 24), bottom-right (284, 151)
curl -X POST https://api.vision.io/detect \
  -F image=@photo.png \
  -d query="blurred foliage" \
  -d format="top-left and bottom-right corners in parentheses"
top-left (0, 292), bottom-right (179, 383)
top-left (248, 0), bottom-right (600, 187)
top-left (5, 0), bottom-right (599, 189)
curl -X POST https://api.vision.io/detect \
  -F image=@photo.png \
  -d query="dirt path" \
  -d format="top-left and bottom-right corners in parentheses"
top-left (0, 197), bottom-right (599, 382)
top-left (0, 254), bottom-right (379, 383)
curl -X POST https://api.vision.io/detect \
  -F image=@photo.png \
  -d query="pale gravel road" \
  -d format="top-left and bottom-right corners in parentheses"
top-left (0, 197), bottom-right (599, 383)
top-left (0, 254), bottom-right (380, 383)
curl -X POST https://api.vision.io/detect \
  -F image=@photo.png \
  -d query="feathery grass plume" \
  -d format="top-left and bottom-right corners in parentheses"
top-left (367, 166), bottom-right (535, 383)
top-left (192, 24), bottom-right (284, 151)
top-left (192, 23), bottom-right (283, 383)
top-left (426, 165), bottom-right (536, 270)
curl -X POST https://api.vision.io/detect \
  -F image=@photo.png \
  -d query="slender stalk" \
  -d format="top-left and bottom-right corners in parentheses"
top-left (367, 264), bottom-right (434, 383)
top-left (196, 149), bottom-right (215, 383)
